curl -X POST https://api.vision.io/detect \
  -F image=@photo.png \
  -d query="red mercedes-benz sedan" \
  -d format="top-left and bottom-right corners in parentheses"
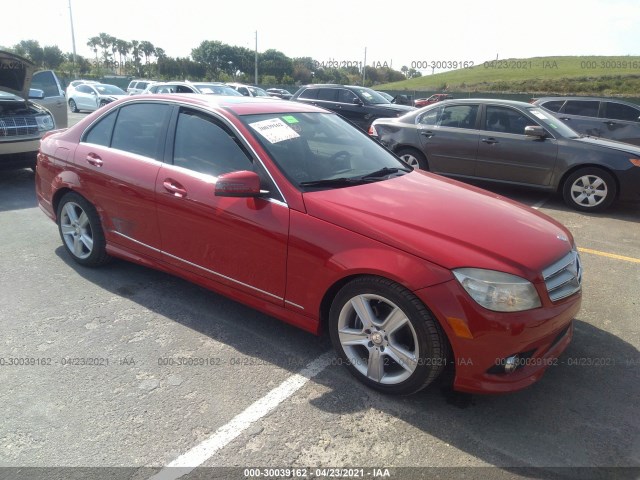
top-left (35, 95), bottom-right (582, 395)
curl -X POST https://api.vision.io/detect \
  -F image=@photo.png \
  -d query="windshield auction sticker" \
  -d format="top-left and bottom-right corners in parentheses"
top-left (249, 118), bottom-right (300, 143)
top-left (530, 110), bottom-right (549, 120)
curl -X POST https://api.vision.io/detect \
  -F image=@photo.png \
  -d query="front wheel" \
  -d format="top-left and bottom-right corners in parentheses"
top-left (396, 148), bottom-right (428, 170)
top-left (57, 192), bottom-right (111, 267)
top-left (99, 100), bottom-right (109, 108)
top-left (68, 98), bottom-right (78, 113)
top-left (329, 276), bottom-right (448, 395)
top-left (562, 167), bottom-right (616, 212)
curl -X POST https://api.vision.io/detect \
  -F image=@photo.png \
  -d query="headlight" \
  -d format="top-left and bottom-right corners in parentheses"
top-left (453, 268), bottom-right (541, 312)
top-left (35, 114), bottom-right (54, 132)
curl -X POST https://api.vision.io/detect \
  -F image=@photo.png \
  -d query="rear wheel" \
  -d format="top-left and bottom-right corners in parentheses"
top-left (329, 276), bottom-right (448, 395)
top-left (68, 99), bottom-right (78, 113)
top-left (57, 192), bottom-right (111, 267)
top-left (396, 148), bottom-right (428, 170)
top-left (562, 167), bottom-right (616, 212)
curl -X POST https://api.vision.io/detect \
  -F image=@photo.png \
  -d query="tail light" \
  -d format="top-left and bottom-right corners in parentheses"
top-left (368, 125), bottom-right (378, 136)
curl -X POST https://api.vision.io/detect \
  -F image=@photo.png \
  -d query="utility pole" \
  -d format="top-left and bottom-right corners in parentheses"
top-left (254, 31), bottom-right (258, 85)
top-left (362, 47), bottom-right (367, 86)
top-left (68, 0), bottom-right (78, 77)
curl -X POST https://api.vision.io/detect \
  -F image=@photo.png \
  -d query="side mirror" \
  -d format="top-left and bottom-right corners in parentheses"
top-left (352, 98), bottom-right (363, 106)
top-left (28, 88), bottom-right (45, 99)
top-left (525, 126), bottom-right (547, 138)
top-left (215, 170), bottom-right (262, 197)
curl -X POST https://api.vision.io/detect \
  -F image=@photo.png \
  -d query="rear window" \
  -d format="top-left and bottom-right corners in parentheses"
top-left (604, 102), bottom-right (640, 122)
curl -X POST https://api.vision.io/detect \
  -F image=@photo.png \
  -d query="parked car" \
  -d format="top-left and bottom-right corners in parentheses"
top-left (126, 79), bottom-right (157, 95)
top-left (142, 82), bottom-right (241, 96)
top-left (36, 94), bottom-right (581, 395)
top-left (66, 79), bottom-right (99, 98)
top-left (291, 84), bottom-right (415, 130)
top-left (266, 88), bottom-right (293, 100)
top-left (226, 83), bottom-right (272, 98)
top-left (414, 93), bottom-right (453, 108)
top-left (369, 98), bottom-right (640, 212)
top-left (68, 83), bottom-right (127, 113)
top-left (533, 96), bottom-right (640, 146)
top-left (0, 51), bottom-right (57, 169)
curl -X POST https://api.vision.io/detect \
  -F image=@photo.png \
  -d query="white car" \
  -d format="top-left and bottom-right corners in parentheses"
top-left (65, 79), bottom-right (99, 99)
top-left (68, 83), bottom-right (127, 113)
top-left (126, 79), bottom-right (157, 95)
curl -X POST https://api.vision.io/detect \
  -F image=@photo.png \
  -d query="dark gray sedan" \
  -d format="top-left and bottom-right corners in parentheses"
top-left (370, 99), bottom-right (640, 212)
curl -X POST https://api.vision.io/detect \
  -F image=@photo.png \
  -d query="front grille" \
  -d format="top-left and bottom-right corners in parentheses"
top-left (0, 117), bottom-right (39, 138)
top-left (543, 250), bottom-right (582, 302)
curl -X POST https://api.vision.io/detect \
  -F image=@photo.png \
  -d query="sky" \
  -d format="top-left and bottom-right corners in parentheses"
top-left (2, 0), bottom-right (640, 75)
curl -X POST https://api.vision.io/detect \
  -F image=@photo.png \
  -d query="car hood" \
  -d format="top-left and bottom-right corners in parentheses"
top-left (0, 50), bottom-right (35, 100)
top-left (372, 103), bottom-right (415, 113)
top-left (303, 171), bottom-right (573, 281)
top-left (572, 135), bottom-right (640, 155)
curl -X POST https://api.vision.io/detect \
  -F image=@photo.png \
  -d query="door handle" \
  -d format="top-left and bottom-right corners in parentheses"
top-left (86, 153), bottom-right (103, 167)
top-left (481, 137), bottom-right (498, 144)
top-left (163, 179), bottom-right (187, 198)
top-left (420, 130), bottom-right (434, 138)
top-left (559, 117), bottom-right (571, 121)
top-left (603, 121), bottom-right (616, 126)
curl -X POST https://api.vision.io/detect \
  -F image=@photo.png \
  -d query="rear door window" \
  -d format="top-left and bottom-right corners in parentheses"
top-left (439, 105), bottom-right (479, 129)
top-left (298, 88), bottom-right (318, 100)
top-left (562, 100), bottom-right (600, 117)
top-left (317, 89), bottom-right (338, 101)
top-left (110, 103), bottom-right (172, 159)
top-left (540, 100), bottom-right (565, 112)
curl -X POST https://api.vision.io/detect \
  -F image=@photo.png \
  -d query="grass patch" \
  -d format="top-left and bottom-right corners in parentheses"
top-left (378, 56), bottom-right (640, 95)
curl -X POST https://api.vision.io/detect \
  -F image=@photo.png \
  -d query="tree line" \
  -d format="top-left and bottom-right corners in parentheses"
top-left (4, 34), bottom-right (423, 86)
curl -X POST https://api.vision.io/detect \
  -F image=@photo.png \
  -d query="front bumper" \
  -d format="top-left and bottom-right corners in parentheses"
top-left (416, 279), bottom-right (581, 394)
top-left (616, 163), bottom-right (640, 201)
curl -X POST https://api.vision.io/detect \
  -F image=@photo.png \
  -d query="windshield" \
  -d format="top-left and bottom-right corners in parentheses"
top-left (249, 87), bottom-right (270, 97)
top-left (526, 107), bottom-right (580, 138)
top-left (95, 84), bottom-right (126, 95)
top-left (352, 87), bottom-right (392, 105)
top-left (0, 91), bottom-right (22, 101)
top-left (241, 112), bottom-right (410, 190)
top-left (194, 83), bottom-right (242, 96)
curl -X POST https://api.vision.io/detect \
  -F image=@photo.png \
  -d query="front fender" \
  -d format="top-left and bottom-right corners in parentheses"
top-left (284, 210), bottom-right (452, 324)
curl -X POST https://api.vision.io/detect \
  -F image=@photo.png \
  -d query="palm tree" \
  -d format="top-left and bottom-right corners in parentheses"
top-left (130, 40), bottom-right (140, 74)
top-left (139, 41), bottom-right (156, 66)
top-left (98, 32), bottom-right (114, 63)
top-left (87, 36), bottom-right (100, 63)
top-left (116, 39), bottom-right (130, 74)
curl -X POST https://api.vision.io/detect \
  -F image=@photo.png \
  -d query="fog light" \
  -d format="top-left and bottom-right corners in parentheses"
top-left (504, 355), bottom-right (519, 374)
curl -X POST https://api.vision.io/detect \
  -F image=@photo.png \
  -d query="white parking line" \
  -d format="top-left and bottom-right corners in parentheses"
top-left (530, 197), bottom-right (550, 210)
top-left (148, 351), bottom-right (334, 480)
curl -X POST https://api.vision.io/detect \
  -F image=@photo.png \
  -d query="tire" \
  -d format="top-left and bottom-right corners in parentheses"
top-left (99, 100), bottom-right (109, 108)
top-left (396, 148), bottom-right (428, 170)
top-left (562, 167), bottom-right (616, 212)
top-left (69, 99), bottom-right (78, 113)
top-left (329, 276), bottom-right (448, 395)
top-left (57, 192), bottom-right (111, 267)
